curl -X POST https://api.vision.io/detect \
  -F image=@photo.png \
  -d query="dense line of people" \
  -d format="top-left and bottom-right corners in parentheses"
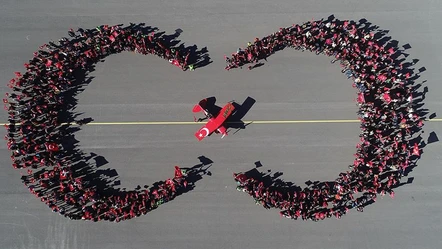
top-left (229, 17), bottom-right (424, 221)
top-left (4, 24), bottom-right (197, 222)
top-left (3, 19), bottom-right (425, 222)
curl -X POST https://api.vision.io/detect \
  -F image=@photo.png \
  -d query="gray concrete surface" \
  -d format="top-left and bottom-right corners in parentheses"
top-left (1, 0), bottom-right (442, 249)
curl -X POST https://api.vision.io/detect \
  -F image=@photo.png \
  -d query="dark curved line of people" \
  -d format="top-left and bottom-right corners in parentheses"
top-left (228, 17), bottom-right (426, 221)
top-left (4, 23), bottom-right (208, 222)
top-left (3, 18), bottom-right (426, 223)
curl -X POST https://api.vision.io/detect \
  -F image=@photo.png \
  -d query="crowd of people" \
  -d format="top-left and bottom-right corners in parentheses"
top-left (230, 17), bottom-right (425, 221)
top-left (3, 19), bottom-right (425, 222)
top-left (4, 24), bottom-right (200, 222)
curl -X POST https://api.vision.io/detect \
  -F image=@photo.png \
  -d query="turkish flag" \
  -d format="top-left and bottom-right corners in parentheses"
top-left (234, 173), bottom-right (248, 183)
top-left (45, 142), bottom-right (59, 152)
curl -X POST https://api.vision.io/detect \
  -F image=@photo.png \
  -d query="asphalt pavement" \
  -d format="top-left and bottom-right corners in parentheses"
top-left (0, 1), bottom-right (442, 249)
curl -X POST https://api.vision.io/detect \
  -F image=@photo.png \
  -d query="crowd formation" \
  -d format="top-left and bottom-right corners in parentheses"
top-left (230, 17), bottom-right (424, 221)
top-left (4, 19), bottom-right (425, 222)
top-left (4, 24), bottom-right (198, 221)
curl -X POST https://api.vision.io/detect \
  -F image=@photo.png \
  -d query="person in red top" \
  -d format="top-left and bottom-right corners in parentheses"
top-left (412, 143), bottom-right (420, 156)
top-left (166, 179), bottom-right (176, 193)
top-left (174, 166), bottom-right (186, 179)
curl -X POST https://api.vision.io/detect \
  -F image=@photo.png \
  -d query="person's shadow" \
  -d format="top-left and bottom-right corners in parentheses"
top-left (227, 96), bottom-right (256, 131)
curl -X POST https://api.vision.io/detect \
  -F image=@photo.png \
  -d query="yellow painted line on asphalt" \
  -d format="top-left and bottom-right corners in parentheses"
top-left (2, 118), bottom-right (442, 126)
top-left (80, 120), bottom-right (362, 125)
top-left (82, 121), bottom-right (199, 125)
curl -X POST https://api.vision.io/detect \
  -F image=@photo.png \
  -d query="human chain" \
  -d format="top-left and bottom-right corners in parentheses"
top-left (4, 24), bottom-right (197, 222)
top-left (3, 19), bottom-right (425, 222)
top-left (230, 17), bottom-right (424, 221)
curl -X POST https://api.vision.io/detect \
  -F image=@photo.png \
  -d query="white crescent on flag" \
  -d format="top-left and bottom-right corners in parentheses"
top-left (199, 127), bottom-right (210, 138)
